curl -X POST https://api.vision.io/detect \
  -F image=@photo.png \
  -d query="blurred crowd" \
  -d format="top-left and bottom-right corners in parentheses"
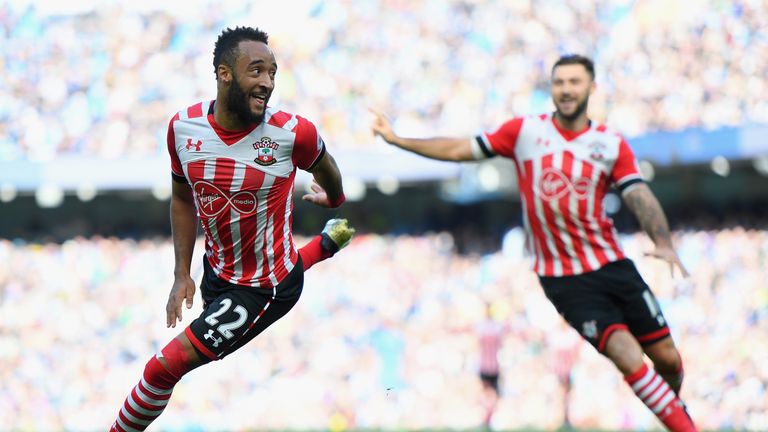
top-left (1, 227), bottom-right (766, 430)
top-left (1, 0), bottom-right (767, 162)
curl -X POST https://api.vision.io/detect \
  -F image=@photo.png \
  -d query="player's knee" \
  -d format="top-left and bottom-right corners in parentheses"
top-left (646, 337), bottom-right (681, 372)
top-left (655, 347), bottom-right (682, 373)
top-left (603, 330), bottom-right (644, 374)
top-left (158, 334), bottom-right (206, 378)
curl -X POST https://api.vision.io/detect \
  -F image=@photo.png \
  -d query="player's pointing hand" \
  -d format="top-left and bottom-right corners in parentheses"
top-left (369, 107), bottom-right (397, 144)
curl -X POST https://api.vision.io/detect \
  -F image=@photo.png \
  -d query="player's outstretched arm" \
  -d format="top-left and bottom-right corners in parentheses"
top-left (167, 180), bottom-right (198, 328)
top-left (302, 152), bottom-right (345, 208)
top-left (370, 108), bottom-right (475, 161)
top-left (622, 183), bottom-right (689, 277)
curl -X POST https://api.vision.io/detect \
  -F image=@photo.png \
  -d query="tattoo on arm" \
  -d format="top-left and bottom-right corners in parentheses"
top-left (623, 184), bottom-right (673, 247)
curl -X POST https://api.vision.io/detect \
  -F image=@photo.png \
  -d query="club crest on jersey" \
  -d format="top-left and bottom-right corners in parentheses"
top-left (588, 142), bottom-right (606, 161)
top-left (253, 137), bottom-right (279, 166)
top-left (582, 320), bottom-right (598, 340)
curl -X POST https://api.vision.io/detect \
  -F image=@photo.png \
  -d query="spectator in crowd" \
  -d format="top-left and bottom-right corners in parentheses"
top-left (1, 1), bottom-right (766, 161)
top-left (1, 227), bottom-right (766, 430)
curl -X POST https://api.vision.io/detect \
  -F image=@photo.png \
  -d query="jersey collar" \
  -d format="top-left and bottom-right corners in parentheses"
top-left (207, 100), bottom-right (260, 146)
top-left (551, 113), bottom-right (592, 142)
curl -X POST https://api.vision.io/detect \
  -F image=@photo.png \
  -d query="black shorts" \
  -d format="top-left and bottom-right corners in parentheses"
top-left (479, 372), bottom-right (500, 392)
top-left (539, 259), bottom-right (670, 353)
top-left (186, 257), bottom-right (304, 361)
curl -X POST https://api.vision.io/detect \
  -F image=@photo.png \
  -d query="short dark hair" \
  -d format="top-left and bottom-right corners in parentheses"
top-left (213, 26), bottom-right (269, 78)
top-left (552, 54), bottom-right (595, 80)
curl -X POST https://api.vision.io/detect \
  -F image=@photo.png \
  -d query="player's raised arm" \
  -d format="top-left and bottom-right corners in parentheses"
top-left (370, 108), bottom-right (476, 162)
top-left (167, 180), bottom-right (198, 327)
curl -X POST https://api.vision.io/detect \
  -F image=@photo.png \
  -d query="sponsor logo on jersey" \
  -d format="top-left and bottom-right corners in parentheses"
top-left (193, 180), bottom-right (257, 217)
top-left (537, 166), bottom-right (593, 201)
top-left (253, 137), bottom-right (279, 165)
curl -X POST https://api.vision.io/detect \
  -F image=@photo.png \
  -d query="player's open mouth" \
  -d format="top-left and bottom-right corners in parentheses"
top-left (251, 93), bottom-right (267, 107)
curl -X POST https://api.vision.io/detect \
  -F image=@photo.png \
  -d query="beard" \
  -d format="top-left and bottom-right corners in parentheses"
top-left (555, 95), bottom-right (589, 122)
top-left (225, 73), bottom-right (265, 125)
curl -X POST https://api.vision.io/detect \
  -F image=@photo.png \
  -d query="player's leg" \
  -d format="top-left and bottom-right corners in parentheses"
top-left (112, 282), bottom-right (297, 431)
top-left (479, 373), bottom-right (500, 429)
top-left (540, 272), bottom-right (632, 426)
top-left (110, 259), bottom-right (296, 431)
top-left (602, 329), bottom-right (644, 373)
top-left (559, 368), bottom-right (573, 429)
top-left (541, 264), bottom-right (697, 432)
top-left (217, 257), bottom-right (304, 356)
top-left (110, 332), bottom-right (208, 432)
top-left (644, 336), bottom-right (684, 393)
top-left (298, 218), bottom-right (355, 271)
top-left (616, 259), bottom-right (686, 392)
top-left (602, 331), bottom-right (694, 431)
top-left (610, 259), bottom-right (696, 432)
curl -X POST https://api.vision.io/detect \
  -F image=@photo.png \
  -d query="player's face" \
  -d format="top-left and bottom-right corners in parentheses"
top-left (227, 40), bottom-right (276, 124)
top-left (551, 64), bottom-right (594, 122)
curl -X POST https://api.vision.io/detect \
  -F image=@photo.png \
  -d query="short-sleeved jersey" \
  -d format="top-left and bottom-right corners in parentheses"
top-left (472, 113), bottom-right (643, 277)
top-left (475, 319), bottom-right (505, 375)
top-left (168, 101), bottom-right (326, 288)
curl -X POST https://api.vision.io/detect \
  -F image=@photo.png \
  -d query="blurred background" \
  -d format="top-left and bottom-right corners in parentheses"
top-left (1, 0), bottom-right (767, 430)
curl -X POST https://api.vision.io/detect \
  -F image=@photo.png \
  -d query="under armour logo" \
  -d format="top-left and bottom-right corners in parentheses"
top-left (186, 139), bottom-right (202, 151)
top-left (204, 329), bottom-right (223, 347)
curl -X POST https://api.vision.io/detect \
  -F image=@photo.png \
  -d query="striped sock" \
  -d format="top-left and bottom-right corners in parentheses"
top-left (625, 364), bottom-right (697, 432)
top-left (110, 356), bottom-right (178, 432)
top-left (299, 235), bottom-right (333, 271)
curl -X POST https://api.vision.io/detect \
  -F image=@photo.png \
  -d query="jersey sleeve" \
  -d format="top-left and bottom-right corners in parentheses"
top-left (292, 116), bottom-right (326, 171)
top-left (471, 117), bottom-right (524, 159)
top-left (167, 114), bottom-right (187, 183)
top-left (610, 138), bottom-right (644, 194)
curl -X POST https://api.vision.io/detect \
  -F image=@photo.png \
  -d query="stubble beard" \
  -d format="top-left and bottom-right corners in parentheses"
top-left (226, 73), bottom-right (265, 125)
top-left (556, 95), bottom-right (589, 123)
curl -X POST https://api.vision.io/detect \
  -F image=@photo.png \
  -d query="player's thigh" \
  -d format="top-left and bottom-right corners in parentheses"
top-left (479, 373), bottom-right (500, 394)
top-left (610, 260), bottom-right (671, 347)
top-left (187, 288), bottom-right (273, 361)
top-left (219, 264), bottom-right (304, 357)
top-left (539, 274), bottom-right (624, 352)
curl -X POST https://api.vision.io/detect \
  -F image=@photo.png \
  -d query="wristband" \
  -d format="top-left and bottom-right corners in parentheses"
top-left (328, 192), bottom-right (346, 208)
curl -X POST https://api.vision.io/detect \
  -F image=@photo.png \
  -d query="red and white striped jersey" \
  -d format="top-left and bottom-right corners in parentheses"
top-left (167, 100), bottom-right (326, 288)
top-left (472, 113), bottom-right (644, 277)
top-left (476, 319), bottom-right (505, 374)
